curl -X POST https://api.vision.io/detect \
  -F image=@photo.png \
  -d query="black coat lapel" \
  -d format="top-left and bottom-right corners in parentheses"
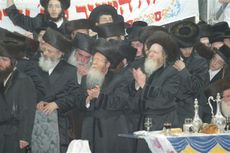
top-left (49, 61), bottom-right (64, 85)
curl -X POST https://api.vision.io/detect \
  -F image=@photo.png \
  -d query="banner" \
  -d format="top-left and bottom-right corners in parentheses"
top-left (0, 0), bottom-right (199, 34)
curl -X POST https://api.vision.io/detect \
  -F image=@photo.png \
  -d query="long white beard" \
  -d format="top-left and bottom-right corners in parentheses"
top-left (38, 56), bottom-right (60, 72)
top-left (86, 67), bottom-right (105, 89)
top-left (144, 58), bottom-right (160, 77)
top-left (221, 101), bottom-right (230, 117)
top-left (67, 51), bottom-right (77, 67)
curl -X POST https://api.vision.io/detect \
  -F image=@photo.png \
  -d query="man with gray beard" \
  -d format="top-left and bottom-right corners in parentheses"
top-left (32, 28), bottom-right (82, 153)
top-left (81, 38), bottom-right (134, 153)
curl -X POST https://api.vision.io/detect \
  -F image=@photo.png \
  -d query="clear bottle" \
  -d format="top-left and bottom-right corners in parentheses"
top-left (192, 99), bottom-right (203, 133)
top-left (212, 93), bottom-right (226, 133)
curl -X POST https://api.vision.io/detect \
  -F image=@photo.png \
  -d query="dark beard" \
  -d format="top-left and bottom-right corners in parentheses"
top-left (0, 64), bottom-right (14, 83)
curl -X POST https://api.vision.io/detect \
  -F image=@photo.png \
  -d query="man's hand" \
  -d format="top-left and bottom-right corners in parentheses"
top-left (78, 65), bottom-right (89, 76)
top-left (133, 68), bottom-right (146, 88)
top-left (42, 102), bottom-right (59, 114)
top-left (87, 85), bottom-right (101, 100)
top-left (173, 60), bottom-right (185, 71)
top-left (36, 101), bottom-right (48, 111)
top-left (19, 140), bottom-right (29, 149)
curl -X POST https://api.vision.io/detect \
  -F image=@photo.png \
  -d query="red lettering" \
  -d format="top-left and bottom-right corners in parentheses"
top-left (118, 0), bottom-right (132, 12)
top-left (154, 11), bottom-right (161, 21)
top-left (76, 6), bottom-right (88, 18)
top-left (87, 4), bottom-right (95, 12)
top-left (138, 0), bottom-right (142, 9)
top-left (25, 9), bottom-right (30, 16)
top-left (0, 11), bottom-right (2, 20)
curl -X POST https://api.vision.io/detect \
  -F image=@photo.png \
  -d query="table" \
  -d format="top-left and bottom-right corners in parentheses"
top-left (119, 132), bottom-right (230, 153)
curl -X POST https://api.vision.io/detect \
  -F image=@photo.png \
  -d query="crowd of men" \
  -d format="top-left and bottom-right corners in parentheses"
top-left (0, 0), bottom-right (230, 153)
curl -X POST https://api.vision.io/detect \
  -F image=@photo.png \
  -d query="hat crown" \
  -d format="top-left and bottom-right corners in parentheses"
top-left (40, 0), bottom-right (70, 10)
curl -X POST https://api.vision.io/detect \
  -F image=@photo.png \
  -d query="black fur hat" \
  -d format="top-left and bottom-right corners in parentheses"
top-left (198, 23), bottom-right (212, 38)
top-left (194, 42), bottom-right (215, 61)
top-left (40, 0), bottom-right (70, 10)
top-left (224, 28), bottom-right (230, 39)
top-left (95, 22), bottom-right (125, 39)
top-left (72, 33), bottom-right (95, 55)
top-left (43, 27), bottom-right (72, 53)
top-left (171, 21), bottom-right (199, 48)
top-left (65, 19), bottom-right (90, 34)
top-left (146, 31), bottom-right (180, 63)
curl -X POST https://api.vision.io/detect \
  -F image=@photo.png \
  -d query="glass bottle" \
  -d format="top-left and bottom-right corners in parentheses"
top-left (192, 99), bottom-right (203, 133)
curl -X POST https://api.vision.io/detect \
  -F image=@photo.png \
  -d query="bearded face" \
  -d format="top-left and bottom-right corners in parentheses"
top-left (221, 89), bottom-right (230, 117)
top-left (144, 43), bottom-right (165, 76)
top-left (0, 57), bottom-right (14, 83)
top-left (38, 55), bottom-right (60, 72)
top-left (86, 67), bottom-right (105, 89)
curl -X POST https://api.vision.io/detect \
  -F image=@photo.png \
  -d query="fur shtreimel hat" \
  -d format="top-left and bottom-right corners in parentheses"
top-left (116, 40), bottom-right (137, 63)
top-left (72, 33), bottom-right (95, 55)
top-left (40, 0), bottom-right (70, 10)
top-left (171, 21), bottom-right (199, 48)
top-left (146, 31), bottom-right (180, 63)
top-left (43, 28), bottom-right (72, 53)
top-left (217, 45), bottom-right (230, 64)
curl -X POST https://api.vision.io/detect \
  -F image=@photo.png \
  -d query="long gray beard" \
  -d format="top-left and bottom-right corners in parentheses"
top-left (86, 68), bottom-right (105, 89)
top-left (144, 58), bottom-right (160, 77)
top-left (38, 56), bottom-right (60, 72)
top-left (221, 101), bottom-right (230, 117)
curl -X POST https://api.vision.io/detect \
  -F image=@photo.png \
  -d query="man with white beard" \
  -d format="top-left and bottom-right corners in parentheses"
top-left (32, 28), bottom-right (82, 153)
top-left (126, 31), bottom-right (180, 153)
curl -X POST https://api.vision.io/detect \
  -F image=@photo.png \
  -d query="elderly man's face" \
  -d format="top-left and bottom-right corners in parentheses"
top-left (47, 0), bottom-right (62, 19)
top-left (224, 38), bottom-right (230, 48)
top-left (144, 43), bottom-right (165, 76)
top-left (211, 41), bottom-right (224, 49)
top-left (222, 89), bottom-right (230, 117)
top-left (41, 42), bottom-right (63, 60)
top-left (209, 54), bottom-right (225, 71)
top-left (75, 50), bottom-right (92, 65)
top-left (91, 52), bottom-right (110, 73)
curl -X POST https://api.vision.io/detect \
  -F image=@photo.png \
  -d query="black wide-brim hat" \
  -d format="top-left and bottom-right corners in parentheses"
top-left (95, 21), bottom-right (125, 39)
top-left (72, 33), bottom-right (95, 55)
top-left (65, 19), bottom-right (90, 34)
top-left (93, 38), bottom-right (123, 68)
top-left (43, 27), bottom-right (72, 53)
top-left (117, 40), bottom-right (137, 62)
top-left (198, 23), bottom-right (212, 38)
top-left (145, 31), bottom-right (180, 63)
top-left (210, 32), bottom-right (225, 43)
top-left (224, 28), bottom-right (230, 39)
top-left (40, 0), bottom-right (70, 10)
top-left (126, 21), bottom-right (148, 35)
top-left (139, 25), bottom-right (168, 43)
top-left (89, 4), bottom-right (118, 28)
top-left (0, 39), bottom-right (26, 60)
top-left (212, 21), bottom-right (229, 34)
top-left (171, 21), bottom-right (199, 48)
top-left (217, 45), bottom-right (230, 64)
